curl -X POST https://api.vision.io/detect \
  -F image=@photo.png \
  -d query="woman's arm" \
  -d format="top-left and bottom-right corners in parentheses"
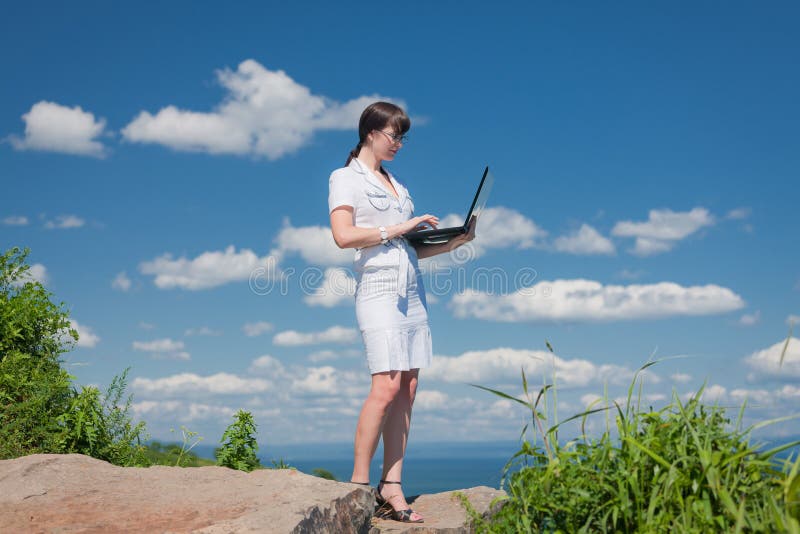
top-left (330, 207), bottom-right (439, 249)
top-left (412, 216), bottom-right (477, 260)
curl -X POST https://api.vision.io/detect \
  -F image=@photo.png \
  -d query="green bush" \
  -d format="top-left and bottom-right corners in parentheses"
top-left (0, 247), bottom-right (148, 466)
top-left (57, 369), bottom-right (149, 466)
top-left (216, 410), bottom-right (261, 472)
top-left (467, 350), bottom-right (800, 533)
top-left (1, 247), bottom-right (77, 457)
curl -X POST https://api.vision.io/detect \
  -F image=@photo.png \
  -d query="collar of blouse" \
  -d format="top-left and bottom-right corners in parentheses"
top-left (349, 158), bottom-right (408, 207)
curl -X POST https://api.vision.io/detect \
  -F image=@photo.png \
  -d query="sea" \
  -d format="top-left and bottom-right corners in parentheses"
top-left (190, 435), bottom-right (800, 497)
top-left (193, 440), bottom-right (521, 496)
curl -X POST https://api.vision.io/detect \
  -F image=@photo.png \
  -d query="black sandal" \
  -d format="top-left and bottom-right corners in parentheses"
top-left (376, 480), bottom-right (424, 523)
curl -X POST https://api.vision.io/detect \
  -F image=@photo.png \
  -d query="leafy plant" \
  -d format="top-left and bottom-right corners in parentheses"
top-left (464, 343), bottom-right (800, 533)
top-left (144, 440), bottom-right (215, 467)
top-left (56, 369), bottom-right (149, 466)
top-left (271, 458), bottom-right (292, 469)
top-left (0, 247), bottom-right (76, 457)
top-left (216, 410), bottom-right (261, 472)
top-left (168, 425), bottom-right (204, 467)
top-left (1, 247), bottom-right (149, 466)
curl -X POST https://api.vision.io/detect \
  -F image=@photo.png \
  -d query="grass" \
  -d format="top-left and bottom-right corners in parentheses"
top-left (461, 341), bottom-right (800, 533)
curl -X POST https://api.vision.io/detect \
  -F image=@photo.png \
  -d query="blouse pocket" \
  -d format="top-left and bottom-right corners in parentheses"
top-left (366, 189), bottom-right (391, 211)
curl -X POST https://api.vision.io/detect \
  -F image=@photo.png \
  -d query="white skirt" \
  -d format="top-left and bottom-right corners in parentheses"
top-left (355, 260), bottom-right (432, 374)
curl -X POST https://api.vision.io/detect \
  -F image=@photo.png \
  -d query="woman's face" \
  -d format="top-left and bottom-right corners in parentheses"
top-left (370, 126), bottom-right (405, 162)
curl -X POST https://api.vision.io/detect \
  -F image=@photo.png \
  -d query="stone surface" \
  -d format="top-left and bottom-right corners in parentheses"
top-left (0, 454), bottom-right (506, 533)
top-left (369, 486), bottom-right (506, 534)
top-left (0, 454), bottom-right (374, 533)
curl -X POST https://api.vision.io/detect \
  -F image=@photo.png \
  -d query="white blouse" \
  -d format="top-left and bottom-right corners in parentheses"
top-left (328, 157), bottom-right (419, 297)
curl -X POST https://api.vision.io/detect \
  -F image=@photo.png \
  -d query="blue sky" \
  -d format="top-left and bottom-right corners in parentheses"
top-left (2, 1), bottom-right (798, 446)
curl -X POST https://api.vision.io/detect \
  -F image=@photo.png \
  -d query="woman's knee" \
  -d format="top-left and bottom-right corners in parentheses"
top-left (403, 372), bottom-right (419, 402)
top-left (370, 374), bottom-right (402, 406)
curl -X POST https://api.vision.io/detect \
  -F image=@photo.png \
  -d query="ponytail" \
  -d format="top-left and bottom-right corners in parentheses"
top-left (345, 141), bottom-right (362, 166)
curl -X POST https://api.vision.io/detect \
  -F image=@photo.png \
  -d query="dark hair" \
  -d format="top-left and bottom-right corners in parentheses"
top-left (345, 101), bottom-right (411, 166)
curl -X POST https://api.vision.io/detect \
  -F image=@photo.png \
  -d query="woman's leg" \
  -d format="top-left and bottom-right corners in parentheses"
top-left (379, 369), bottom-right (420, 515)
top-left (350, 371), bottom-right (402, 483)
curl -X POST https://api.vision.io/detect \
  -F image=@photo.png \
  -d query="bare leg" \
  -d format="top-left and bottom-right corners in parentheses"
top-left (379, 369), bottom-right (421, 519)
top-left (350, 371), bottom-right (402, 483)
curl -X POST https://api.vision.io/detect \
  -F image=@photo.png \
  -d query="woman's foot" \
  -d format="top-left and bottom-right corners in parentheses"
top-left (376, 480), bottom-right (424, 523)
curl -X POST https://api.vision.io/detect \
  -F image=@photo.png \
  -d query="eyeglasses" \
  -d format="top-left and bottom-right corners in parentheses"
top-left (375, 130), bottom-right (408, 144)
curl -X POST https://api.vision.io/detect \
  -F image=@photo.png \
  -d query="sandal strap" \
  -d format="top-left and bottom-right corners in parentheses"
top-left (394, 508), bottom-right (423, 523)
top-left (349, 481), bottom-right (371, 485)
top-left (379, 480), bottom-right (402, 484)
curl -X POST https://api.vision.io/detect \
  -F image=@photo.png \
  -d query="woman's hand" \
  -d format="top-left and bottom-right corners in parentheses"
top-left (447, 215), bottom-right (477, 249)
top-left (400, 214), bottom-right (439, 235)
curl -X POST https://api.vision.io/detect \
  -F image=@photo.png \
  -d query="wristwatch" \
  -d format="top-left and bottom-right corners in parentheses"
top-left (379, 226), bottom-right (389, 245)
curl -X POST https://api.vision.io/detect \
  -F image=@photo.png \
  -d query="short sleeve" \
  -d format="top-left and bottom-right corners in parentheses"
top-left (328, 170), bottom-right (356, 214)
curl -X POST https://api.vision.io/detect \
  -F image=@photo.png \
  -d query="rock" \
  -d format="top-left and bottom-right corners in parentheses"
top-left (0, 454), bottom-right (506, 533)
top-left (0, 454), bottom-right (374, 533)
top-left (369, 486), bottom-right (507, 534)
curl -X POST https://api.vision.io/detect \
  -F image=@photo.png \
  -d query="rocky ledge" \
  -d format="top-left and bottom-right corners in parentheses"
top-left (0, 454), bottom-right (506, 533)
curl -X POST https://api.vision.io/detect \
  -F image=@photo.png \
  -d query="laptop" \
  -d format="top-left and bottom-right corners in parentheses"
top-left (404, 166), bottom-right (494, 244)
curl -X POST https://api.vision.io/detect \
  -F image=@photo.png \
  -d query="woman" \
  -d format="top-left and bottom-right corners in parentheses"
top-left (328, 101), bottom-right (475, 523)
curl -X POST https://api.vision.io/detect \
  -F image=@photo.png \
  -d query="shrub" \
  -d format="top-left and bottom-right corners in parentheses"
top-left (0, 247), bottom-right (148, 466)
top-left (467, 348), bottom-right (800, 533)
top-left (1, 247), bottom-right (78, 457)
top-left (57, 369), bottom-right (149, 466)
top-left (216, 410), bottom-right (261, 472)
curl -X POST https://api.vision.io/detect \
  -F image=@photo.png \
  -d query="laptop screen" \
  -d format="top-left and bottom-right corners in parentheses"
top-left (463, 168), bottom-right (494, 228)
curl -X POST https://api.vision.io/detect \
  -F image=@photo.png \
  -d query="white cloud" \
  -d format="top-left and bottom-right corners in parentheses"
top-left (248, 354), bottom-right (287, 376)
top-left (138, 321), bottom-right (156, 330)
top-left (44, 214), bottom-right (85, 229)
top-left (71, 319), bottom-right (100, 348)
top-left (450, 279), bottom-right (745, 322)
top-left (133, 372), bottom-right (271, 396)
top-left (581, 393), bottom-right (604, 407)
top-left (132, 338), bottom-right (190, 360)
top-left (2, 215), bottom-right (29, 226)
top-left (112, 271), bottom-right (132, 292)
top-left (303, 267), bottom-right (355, 308)
top-left (121, 59), bottom-right (400, 160)
top-left (670, 373), bottom-right (692, 384)
top-left (12, 263), bottom-right (48, 287)
top-left (273, 325), bottom-right (358, 346)
top-left (306, 348), bottom-right (361, 362)
top-left (616, 269), bottom-right (645, 281)
top-left (421, 206), bottom-right (546, 271)
top-left (139, 245), bottom-right (280, 290)
top-left (184, 326), bottom-right (222, 336)
top-left (729, 385), bottom-right (800, 405)
top-left (291, 366), bottom-right (363, 397)
top-left (728, 388), bottom-right (772, 405)
top-left (307, 350), bottom-right (338, 363)
top-left (426, 347), bottom-right (648, 387)
top-left (274, 219), bottom-right (352, 266)
top-left (133, 400), bottom-right (236, 422)
top-left (415, 390), bottom-right (450, 411)
top-left (726, 207), bottom-right (751, 220)
top-left (9, 101), bottom-right (107, 157)
top-left (242, 321), bottom-right (274, 337)
top-left (612, 207), bottom-right (715, 256)
top-left (291, 366), bottom-right (338, 395)
top-left (472, 206), bottom-right (547, 250)
top-left (743, 337), bottom-right (800, 381)
top-left (552, 224), bottom-right (615, 255)
top-left (787, 314), bottom-right (800, 327)
top-left (738, 310), bottom-right (760, 326)
top-left (700, 384), bottom-right (727, 402)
